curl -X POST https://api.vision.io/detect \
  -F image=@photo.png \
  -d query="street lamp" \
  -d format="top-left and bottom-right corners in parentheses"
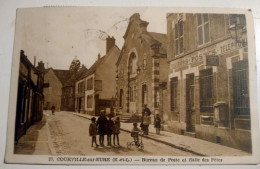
top-left (228, 15), bottom-right (247, 47)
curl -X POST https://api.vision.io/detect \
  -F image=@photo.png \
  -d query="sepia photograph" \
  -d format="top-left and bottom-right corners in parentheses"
top-left (4, 6), bottom-right (260, 164)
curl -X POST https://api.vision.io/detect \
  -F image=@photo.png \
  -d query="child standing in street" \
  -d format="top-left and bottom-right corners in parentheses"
top-left (154, 114), bottom-right (161, 134)
top-left (107, 115), bottom-right (114, 146)
top-left (113, 117), bottom-right (120, 146)
top-left (89, 117), bottom-right (99, 147)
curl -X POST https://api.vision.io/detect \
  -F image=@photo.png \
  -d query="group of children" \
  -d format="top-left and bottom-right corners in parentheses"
top-left (89, 114), bottom-right (120, 148)
top-left (89, 112), bottom-right (162, 148)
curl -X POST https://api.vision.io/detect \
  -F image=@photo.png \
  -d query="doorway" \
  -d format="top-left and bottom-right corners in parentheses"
top-left (186, 73), bottom-right (195, 132)
top-left (78, 98), bottom-right (81, 113)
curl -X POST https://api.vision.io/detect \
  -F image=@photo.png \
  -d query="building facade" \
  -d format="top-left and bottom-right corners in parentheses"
top-left (167, 13), bottom-right (250, 152)
top-left (63, 64), bottom-right (88, 112)
top-left (43, 68), bottom-right (71, 111)
top-left (75, 36), bottom-right (120, 115)
top-left (116, 13), bottom-right (168, 117)
top-left (15, 50), bottom-right (45, 141)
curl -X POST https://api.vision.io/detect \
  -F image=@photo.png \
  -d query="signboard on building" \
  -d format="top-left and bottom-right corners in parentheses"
top-left (206, 55), bottom-right (219, 66)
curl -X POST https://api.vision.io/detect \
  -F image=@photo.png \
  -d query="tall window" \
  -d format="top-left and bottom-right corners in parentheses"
top-left (142, 85), bottom-right (147, 106)
top-left (129, 86), bottom-right (136, 102)
top-left (233, 60), bottom-right (250, 115)
top-left (143, 54), bottom-right (147, 70)
top-left (155, 91), bottom-right (160, 108)
top-left (199, 68), bottom-right (214, 112)
top-left (119, 89), bottom-right (124, 108)
top-left (78, 81), bottom-right (85, 93)
top-left (170, 77), bottom-right (178, 111)
top-left (197, 13), bottom-right (210, 45)
top-left (87, 77), bottom-right (93, 90)
top-left (128, 53), bottom-right (137, 74)
top-left (175, 20), bottom-right (184, 55)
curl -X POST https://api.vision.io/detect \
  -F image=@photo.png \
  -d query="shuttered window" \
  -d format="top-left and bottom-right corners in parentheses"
top-left (170, 77), bottom-right (178, 111)
top-left (199, 68), bottom-right (214, 112)
top-left (233, 60), bottom-right (250, 115)
top-left (197, 14), bottom-right (210, 45)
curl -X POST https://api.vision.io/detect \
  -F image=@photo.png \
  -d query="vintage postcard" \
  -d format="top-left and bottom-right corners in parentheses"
top-left (5, 7), bottom-right (260, 164)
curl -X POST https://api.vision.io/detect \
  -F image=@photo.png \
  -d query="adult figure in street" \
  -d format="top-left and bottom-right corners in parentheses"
top-left (113, 117), bottom-right (120, 146)
top-left (51, 105), bottom-right (55, 115)
top-left (142, 104), bottom-right (151, 116)
top-left (96, 110), bottom-right (107, 146)
top-left (141, 104), bottom-right (151, 135)
top-left (142, 111), bottom-right (151, 135)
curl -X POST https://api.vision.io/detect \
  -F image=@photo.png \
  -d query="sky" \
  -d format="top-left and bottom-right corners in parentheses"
top-left (15, 7), bottom-right (168, 70)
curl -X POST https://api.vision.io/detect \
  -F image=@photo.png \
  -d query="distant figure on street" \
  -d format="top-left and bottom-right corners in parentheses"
top-left (154, 114), bottom-right (161, 134)
top-left (96, 110), bottom-right (107, 146)
top-left (107, 115), bottom-right (114, 146)
top-left (89, 117), bottom-right (99, 147)
top-left (51, 105), bottom-right (55, 115)
top-left (113, 117), bottom-right (120, 146)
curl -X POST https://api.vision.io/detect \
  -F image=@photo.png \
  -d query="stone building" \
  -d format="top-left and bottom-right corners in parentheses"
top-left (167, 13), bottom-right (250, 152)
top-left (43, 67), bottom-right (71, 111)
top-left (15, 50), bottom-right (45, 141)
top-left (62, 63), bottom-right (88, 112)
top-left (115, 13), bottom-right (168, 118)
top-left (75, 36), bottom-right (120, 115)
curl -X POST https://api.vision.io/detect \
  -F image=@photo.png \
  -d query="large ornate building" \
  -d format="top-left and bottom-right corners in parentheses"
top-left (166, 13), bottom-right (250, 152)
top-left (115, 13), bottom-right (168, 117)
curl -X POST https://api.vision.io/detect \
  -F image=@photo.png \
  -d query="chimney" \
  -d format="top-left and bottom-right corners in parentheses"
top-left (37, 61), bottom-right (45, 72)
top-left (106, 36), bottom-right (115, 54)
top-left (34, 56), bottom-right (36, 66)
top-left (98, 53), bottom-right (101, 60)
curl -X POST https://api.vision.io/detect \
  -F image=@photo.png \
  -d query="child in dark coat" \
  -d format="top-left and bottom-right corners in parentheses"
top-left (154, 114), bottom-right (161, 134)
top-left (107, 116), bottom-right (114, 146)
top-left (113, 117), bottom-right (120, 146)
top-left (89, 117), bottom-right (99, 147)
top-left (96, 111), bottom-right (107, 146)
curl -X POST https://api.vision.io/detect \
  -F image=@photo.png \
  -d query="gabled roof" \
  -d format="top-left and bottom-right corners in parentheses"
top-left (116, 32), bottom-right (166, 66)
top-left (53, 69), bottom-right (71, 84)
top-left (45, 68), bottom-right (71, 85)
top-left (123, 13), bottom-right (149, 39)
top-left (80, 45), bottom-right (120, 80)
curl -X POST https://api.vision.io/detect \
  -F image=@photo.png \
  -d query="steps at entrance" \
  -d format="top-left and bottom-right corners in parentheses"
top-left (118, 113), bottom-right (141, 123)
top-left (185, 132), bottom-right (196, 138)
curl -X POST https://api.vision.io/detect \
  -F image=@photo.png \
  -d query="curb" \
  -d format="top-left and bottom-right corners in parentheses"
top-left (73, 113), bottom-right (205, 156)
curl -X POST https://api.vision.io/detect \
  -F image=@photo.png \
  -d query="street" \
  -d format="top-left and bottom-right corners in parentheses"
top-left (46, 111), bottom-right (195, 156)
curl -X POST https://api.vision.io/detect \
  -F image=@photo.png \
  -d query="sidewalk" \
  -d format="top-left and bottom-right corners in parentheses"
top-left (72, 112), bottom-right (251, 156)
top-left (14, 114), bottom-right (53, 155)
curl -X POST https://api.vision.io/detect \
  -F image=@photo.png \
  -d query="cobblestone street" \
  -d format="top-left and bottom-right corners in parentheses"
top-left (46, 111), bottom-right (195, 156)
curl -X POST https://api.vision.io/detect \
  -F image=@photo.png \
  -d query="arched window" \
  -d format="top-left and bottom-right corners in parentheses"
top-left (143, 53), bottom-right (147, 70)
top-left (128, 53), bottom-right (137, 74)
